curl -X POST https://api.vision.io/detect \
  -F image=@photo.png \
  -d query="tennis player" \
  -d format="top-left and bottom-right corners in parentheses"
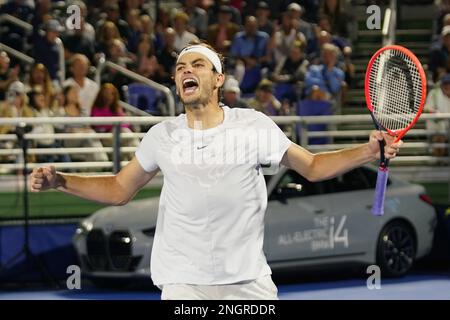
top-left (30, 41), bottom-right (402, 300)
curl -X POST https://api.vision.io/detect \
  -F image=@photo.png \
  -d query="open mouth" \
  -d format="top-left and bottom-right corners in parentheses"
top-left (182, 78), bottom-right (199, 95)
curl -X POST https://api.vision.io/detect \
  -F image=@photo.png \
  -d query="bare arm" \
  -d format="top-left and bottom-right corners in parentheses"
top-left (30, 157), bottom-right (159, 206)
top-left (281, 131), bottom-right (403, 182)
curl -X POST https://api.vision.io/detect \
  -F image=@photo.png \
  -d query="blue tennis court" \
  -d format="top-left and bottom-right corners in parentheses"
top-left (1, 273), bottom-right (449, 300)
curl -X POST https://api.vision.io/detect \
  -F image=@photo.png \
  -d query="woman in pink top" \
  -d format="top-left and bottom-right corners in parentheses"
top-left (90, 83), bottom-right (139, 160)
top-left (91, 83), bottom-right (131, 132)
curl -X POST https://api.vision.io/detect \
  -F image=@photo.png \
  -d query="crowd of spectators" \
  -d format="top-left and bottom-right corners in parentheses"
top-left (428, 0), bottom-right (450, 157)
top-left (0, 0), bottom-right (359, 167)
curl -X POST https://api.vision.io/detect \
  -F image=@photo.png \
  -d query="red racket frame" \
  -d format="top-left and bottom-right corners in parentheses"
top-left (364, 45), bottom-right (427, 142)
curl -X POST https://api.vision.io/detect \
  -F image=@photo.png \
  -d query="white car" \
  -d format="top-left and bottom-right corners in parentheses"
top-left (73, 166), bottom-right (436, 287)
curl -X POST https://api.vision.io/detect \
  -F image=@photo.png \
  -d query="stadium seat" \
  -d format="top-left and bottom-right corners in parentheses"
top-left (274, 83), bottom-right (297, 102)
top-left (127, 83), bottom-right (161, 115)
top-left (296, 99), bottom-right (332, 145)
top-left (239, 66), bottom-right (262, 94)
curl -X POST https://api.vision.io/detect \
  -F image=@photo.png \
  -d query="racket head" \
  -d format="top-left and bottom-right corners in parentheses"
top-left (365, 45), bottom-right (427, 140)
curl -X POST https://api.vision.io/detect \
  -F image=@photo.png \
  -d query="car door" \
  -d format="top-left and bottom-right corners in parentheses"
top-left (264, 169), bottom-right (334, 262)
top-left (264, 167), bottom-right (380, 263)
top-left (313, 167), bottom-right (384, 257)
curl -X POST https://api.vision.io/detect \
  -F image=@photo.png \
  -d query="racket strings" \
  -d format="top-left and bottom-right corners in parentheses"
top-left (368, 49), bottom-right (423, 131)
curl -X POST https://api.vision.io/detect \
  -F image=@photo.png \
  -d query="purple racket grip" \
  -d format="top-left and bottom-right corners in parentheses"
top-left (372, 167), bottom-right (389, 216)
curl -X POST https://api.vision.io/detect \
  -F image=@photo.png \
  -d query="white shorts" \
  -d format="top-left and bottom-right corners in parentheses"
top-left (160, 275), bottom-right (279, 300)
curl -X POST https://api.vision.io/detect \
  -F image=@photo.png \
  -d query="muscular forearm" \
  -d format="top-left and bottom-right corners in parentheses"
top-left (283, 131), bottom-right (401, 183)
top-left (308, 143), bottom-right (376, 182)
top-left (55, 172), bottom-right (129, 205)
top-left (284, 142), bottom-right (377, 182)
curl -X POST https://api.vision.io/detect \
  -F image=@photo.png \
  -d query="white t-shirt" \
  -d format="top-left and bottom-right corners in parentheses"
top-left (63, 77), bottom-right (99, 116)
top-left (135, 106), bottom-right (292, 286)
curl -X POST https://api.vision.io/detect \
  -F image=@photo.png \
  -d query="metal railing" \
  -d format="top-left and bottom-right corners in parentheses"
top-left (0, 42), bottom-right (35, 65)
top-left (0, 14), bottom-right (33, 33)
top-left (0, 14), bottom-right (65, 84)
top-left (0, 113), bottom-right (449, 171)
top-left (95, 56), bottom-right (176, 116)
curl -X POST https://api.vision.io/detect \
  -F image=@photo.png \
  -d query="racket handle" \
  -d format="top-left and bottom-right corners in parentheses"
top-left (372, 167), bottom-right (389, 216)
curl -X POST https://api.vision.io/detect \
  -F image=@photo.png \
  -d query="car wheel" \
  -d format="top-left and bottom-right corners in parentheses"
top-left (376, 221), bottom-right (416, 277)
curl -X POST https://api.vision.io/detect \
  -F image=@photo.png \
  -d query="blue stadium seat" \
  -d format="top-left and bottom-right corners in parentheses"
top-left (296, 99), bottom-right (332, 145)
top-left (239, 66), bottom-right (262, 94)
top-left (274, 83), bottom-right (297, 102)
top-left (127, 83), bottom-right (161, 115)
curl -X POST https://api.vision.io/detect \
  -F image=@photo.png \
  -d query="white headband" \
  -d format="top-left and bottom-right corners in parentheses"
top-left (177, 45), bottom-right (222, 74)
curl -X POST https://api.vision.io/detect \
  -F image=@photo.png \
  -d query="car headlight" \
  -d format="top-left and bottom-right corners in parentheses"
top-left (75, 220), bottom-right (94, 235)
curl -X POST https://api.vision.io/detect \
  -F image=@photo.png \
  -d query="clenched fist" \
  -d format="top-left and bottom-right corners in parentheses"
top-left (30, 166), bottom-right (58, 192)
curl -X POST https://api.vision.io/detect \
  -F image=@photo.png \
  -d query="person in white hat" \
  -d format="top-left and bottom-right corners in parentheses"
top-left (222, 76), bottom-right (249, 108)
top-left (30, 41), bottom-right (403, 300)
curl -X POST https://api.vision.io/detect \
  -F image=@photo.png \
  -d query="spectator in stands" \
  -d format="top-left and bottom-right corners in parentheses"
top-left (154, 7), bottom-right (172, 36)
top-left (222, 76), bottom-right (249, 109)
top-left (319, 0), bottom-right (354, 39)
top-left (63, 14), bottom-right (96, 63)
top-left (231, 16), bottom-right (270, 66)
top-left (63, 54), bottom-right (99, 116)
top-left (0, 81), bottom-right (34, 163)
top-left (341, 46), bottom-right (355, 89)
top-left (247, 79), bottom-right (283, 115)
top-left (96, 3), bottom-right (131, 41)
top-left (173, 11), bottom-right (199, 53)
top-left (436, 0), bottom-right (450, 38)
top-left (31, 0), bottom-right (52, 31)
top-left (91, 83), bottom-right (139, 158)
top-left (255, 1), bottom-right (274, 36)
top-left (0, 51), bottom-right (19, 101)
top-left (133, 34), bottom-right (160, 80)
top-left (183, 0), bottom-right (208, 39)
top-left (286, 2), bottom-right (317, 56)
top-left (230, 16), bottom-right (270, 92)
top-left (207, 5), bottom-right (240, 55)
top-left (430, 25), bottom-right (450, 83)
top-left (102, 39), bottom-right (134, 94)
top-left (28, 88), bottom-right (68, 163)
top-left (125, 9), bottom-right (143, 54)
top-left (0, 81), bottom-right (34, 130)
top-left (121, 0), bottom-right (146, 15)
top-left (317, 15), bottom-right (349, 50)
top-left (424, 73), bottom-right (450, 157)
top-left (209, 0), bottom-right (242, 26)
top-left (156, 27), bottom-right (178, 86)
top-left (308, 29), bottom-right (346, 65)
top-left (271, 40), bottom-right (309, 101)
top-left (71, 0), bottom-right (96, 42)
top-left (96, 21), bottom-right (122, 57)
top-left (304, 43), bottom-right (345, 103)
top-left (32, 19), bottom-right (64, 81)
top-left (273, 12), bottom-right (307, 63)
top-left (140, 14), bottom-right (162, 49)
top-left (432, 13), bottom-right (450, 47)
top-left (139, 13), bottom-right (154, 37)
top-left (90, 83), bottom-right (132, 133)
top-left (26, 63), bottom-right (57, 110)
top-left (58, 84), bottom-right (109, 163)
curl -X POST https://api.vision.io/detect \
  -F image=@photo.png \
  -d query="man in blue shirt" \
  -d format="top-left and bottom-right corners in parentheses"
top-left (230, 16), bottom-right (271, 93)
top-left (304, 43), bottom-right (345, 100)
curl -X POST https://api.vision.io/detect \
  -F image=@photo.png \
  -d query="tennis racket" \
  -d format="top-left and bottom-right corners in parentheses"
top-left (365, 45), bottom-right (427, 216)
